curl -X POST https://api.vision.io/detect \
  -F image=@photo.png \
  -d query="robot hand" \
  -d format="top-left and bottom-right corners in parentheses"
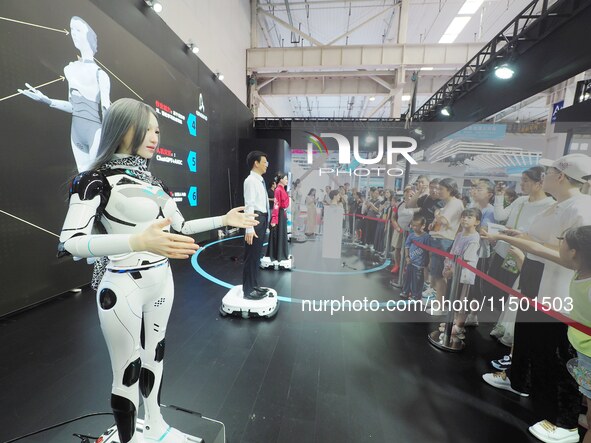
top-left (130, 218), bottom-right (200, 259)
top-left (224, 206), bottom-right (259, 229)
top-left (18, 83), bottom-right (52, 105)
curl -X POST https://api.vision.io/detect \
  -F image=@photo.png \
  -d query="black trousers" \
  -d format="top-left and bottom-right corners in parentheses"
top-left (267, 209), bottom-right (289, 261)
top-left (508, 258), bottom-right (581, 428)
top-left (243, 213), bottom-right (268, 295)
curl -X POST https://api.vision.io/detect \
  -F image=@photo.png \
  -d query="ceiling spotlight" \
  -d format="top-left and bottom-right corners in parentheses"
top-left (369, 96), bottom-right (376, 101)
top-left (494, 63), bottom-right (515, 80)
top-left (365, 135), bottom-right (376, 143)
top-left (216, 72), bottom-right (224, 81)
top-left (440, 105), bottom-right (453, 117)
top-left (187, 43), bottom-right (199, 54)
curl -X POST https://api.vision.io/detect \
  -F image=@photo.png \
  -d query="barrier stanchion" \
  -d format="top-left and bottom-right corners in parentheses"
top-left (384, 220), bottom-right (392, 258)
top-left (427, 256), bottom-right (465, 352)
top-left (391, 230), bottom-right (406, 289)
top-left (352, 212), bottom-right (359, 246)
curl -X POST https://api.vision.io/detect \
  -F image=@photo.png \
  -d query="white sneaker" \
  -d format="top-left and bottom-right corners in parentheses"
top-left (422, 287), bottom-right (436, 300)
top-left (482, 372), bottom-right (529, 397)
top-left (491, 354), bottom-right (512, 371)
top-left (528, 420), bottom-right (579, 443)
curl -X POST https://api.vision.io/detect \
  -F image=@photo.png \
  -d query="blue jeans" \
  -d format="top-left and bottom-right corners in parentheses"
top-left (403, 264), bottom-right (424, 299)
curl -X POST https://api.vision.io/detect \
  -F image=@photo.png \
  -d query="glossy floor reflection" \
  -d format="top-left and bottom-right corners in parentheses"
top-left (0, 236), bottom-right (575, 442)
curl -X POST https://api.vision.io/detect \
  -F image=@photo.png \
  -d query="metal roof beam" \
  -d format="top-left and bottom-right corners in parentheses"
top-left (326, 5), bottom-right (395, 46)
top-left (258, 77), bottom-right (395, 96)
top-left (369, 75), bottom-right (395, 90)
top-left (366, 90), bottom-right (395, 118)
top-left (263, 0), bottom-right (398, 8)
top-left (257, 7), bottom-right (324, 46)
top-left (256, 70), bottom-right (397, 78)
top-left (248, 43), bottom-right (481, 71)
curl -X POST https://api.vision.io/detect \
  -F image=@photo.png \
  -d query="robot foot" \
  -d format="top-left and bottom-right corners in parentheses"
top-left (278, 256), bottom-right (293, 270)
top-left (260, 256), bottom-right (273, 269)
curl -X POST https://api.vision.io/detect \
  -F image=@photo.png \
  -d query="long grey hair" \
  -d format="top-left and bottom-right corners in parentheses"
top-left (89, 98), bottom-right (158, 171)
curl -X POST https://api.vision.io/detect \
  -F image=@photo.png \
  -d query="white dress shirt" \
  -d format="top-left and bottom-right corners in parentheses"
top-left (244, 171), bottom-right (269, 234)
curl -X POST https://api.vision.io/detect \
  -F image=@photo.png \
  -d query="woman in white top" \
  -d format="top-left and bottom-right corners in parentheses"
top-left (489, 167), bottom-right (555, 341)
top-left (428, 178), bottom-right (464, 314)
top-left (482, 154), bottom-right (591, 438)
top-left (494, 166), bottom-right (555, 231)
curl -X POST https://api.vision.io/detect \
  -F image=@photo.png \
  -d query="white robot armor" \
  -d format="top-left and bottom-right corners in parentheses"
top-left (59, 164), bottom-right (220, 443)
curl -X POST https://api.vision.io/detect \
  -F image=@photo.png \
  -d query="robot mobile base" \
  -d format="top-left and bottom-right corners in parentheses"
top-left (219, 285), bottom-right (279, 319)
top-left (260, 255), bottom-right (293, 271)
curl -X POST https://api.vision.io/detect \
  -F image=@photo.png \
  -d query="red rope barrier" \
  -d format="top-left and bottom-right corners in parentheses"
top-left (343, 213), bottom-right (389, 223)
top-left (412, 240), bottom-right (455, 260)
top-left (412, 240), bottom-right (591, 337)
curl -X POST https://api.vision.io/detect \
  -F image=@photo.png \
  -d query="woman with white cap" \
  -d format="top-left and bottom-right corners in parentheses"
top-left (482, 153), bottom-right (591, 443)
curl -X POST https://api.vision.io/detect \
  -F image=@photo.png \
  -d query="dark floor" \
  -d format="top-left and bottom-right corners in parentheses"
top-left (0, 237), bottom-right (578, 443)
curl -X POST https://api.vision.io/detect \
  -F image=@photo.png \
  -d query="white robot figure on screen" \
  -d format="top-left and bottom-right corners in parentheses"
top-left (58, 98), bottom-right (256, 443)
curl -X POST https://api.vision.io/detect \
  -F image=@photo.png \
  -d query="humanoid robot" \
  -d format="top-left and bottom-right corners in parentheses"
top-left (58, 98), bottom-right (256, 443)
top-left (260, 172), bottom-right (293, 270)
top-left (19, 16), bottom-right (110, 172)
top-left (220, 152), bottom-right (279, 318)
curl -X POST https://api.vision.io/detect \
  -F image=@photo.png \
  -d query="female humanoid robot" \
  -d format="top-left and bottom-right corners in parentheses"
top-left (19, 16), bottom-right (110, 172)
top-left (266, 172), bottom-right (290, 262)
top-left (58, 98), bottom-right (257, 443)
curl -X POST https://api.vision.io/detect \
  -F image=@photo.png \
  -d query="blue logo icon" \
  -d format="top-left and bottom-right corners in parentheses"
top-left (188, 186), bottom-right (198, 206)
top-left (187, 113), bottom-right (197, 136)
top-left (551, 100), bottom-right (564, 123)
top-left (187, 151), bottom-right (197, 172)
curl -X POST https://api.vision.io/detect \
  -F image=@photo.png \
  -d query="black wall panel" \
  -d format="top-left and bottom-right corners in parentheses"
top-left (0, 0), bottom-right (253, 316)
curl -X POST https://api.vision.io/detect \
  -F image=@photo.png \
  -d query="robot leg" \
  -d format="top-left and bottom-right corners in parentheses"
top-left (97, 275), bottom-right (144, 443)
top-left (139, 268), bottom-right (188, 442)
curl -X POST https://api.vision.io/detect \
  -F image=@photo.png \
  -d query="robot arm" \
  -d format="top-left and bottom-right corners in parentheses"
top-left (18, 83), bottom-right (73, 113)
top-left (49, 98), bottom-right (74, 113)
top-left (98, 69), bottom-right (111, 112)
top-left (59, 193), bottom-right (134, 257)
top-left (58, 171), bottom-right (134, 258)
top-left (169, 209), bottom-right (224, 235)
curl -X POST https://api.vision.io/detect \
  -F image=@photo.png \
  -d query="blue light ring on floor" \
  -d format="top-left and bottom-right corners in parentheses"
top-left (191, 236), bottom-right (391, 304)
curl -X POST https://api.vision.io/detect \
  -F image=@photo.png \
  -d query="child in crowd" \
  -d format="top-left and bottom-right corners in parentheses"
top-left (439, 208), bottom-right (482, 338)
top-left (464, 179), bottom-right (495, 326)
top-left (401, 215), bottom-right (430, 300)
